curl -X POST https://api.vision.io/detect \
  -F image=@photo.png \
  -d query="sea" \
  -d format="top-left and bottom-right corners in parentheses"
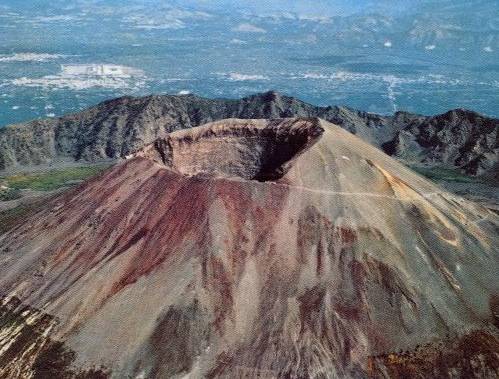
top-left (1, 1), bottom-right (498, 127)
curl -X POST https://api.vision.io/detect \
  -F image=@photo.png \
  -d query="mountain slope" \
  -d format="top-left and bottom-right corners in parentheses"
top-left (384, 109), bottom-right (499, 178)
top-left (0, 118), bottom-right (497, 378)
top-left (0, 92), bottom-right (497, 176)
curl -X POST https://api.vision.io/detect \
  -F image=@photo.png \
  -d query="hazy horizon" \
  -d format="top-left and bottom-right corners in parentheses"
top-left (1, 0), bottom-right (497, 126)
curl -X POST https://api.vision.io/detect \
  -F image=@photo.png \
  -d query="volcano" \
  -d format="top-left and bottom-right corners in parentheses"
top-left (0, 118), bottom-right (498, 378)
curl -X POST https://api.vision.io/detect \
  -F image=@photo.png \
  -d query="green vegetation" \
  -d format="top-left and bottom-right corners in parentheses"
top-left (0, 164), bottom-right (111, 232)
top-left (0, 186), bottom-right (22, 201)
top-left (410, 166), bottom-right (478, 184)
top-left (0, 165), bottom-right (110, 192)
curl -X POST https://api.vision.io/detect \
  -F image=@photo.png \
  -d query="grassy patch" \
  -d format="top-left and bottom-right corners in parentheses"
top-left (0, 187), bottom-right (22, 201)
top-left (410, 166), bottom-right (477, 184)
top-left (0, 165), bottom-right (110, 192)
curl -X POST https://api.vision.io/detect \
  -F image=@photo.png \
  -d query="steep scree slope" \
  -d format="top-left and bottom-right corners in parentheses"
top-left (0, 118), bottom-right (498, 378)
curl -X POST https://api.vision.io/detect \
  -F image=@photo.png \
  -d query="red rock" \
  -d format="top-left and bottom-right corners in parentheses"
top-left (0, 118), bottom-right (498, 378)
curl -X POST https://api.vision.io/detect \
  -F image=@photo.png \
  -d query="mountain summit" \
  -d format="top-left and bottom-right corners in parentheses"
top-left (0, 92), bottom-right (497, 176)
top-left (0, 118), bottom-right (498, 378)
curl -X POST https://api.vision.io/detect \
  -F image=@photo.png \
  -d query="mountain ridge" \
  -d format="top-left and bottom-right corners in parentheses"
top-left (0, 91), bottom-right (497, 177)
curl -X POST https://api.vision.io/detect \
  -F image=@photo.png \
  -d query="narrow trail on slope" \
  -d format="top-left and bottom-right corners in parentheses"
top-left (200, 173), bottom-right (453, 203)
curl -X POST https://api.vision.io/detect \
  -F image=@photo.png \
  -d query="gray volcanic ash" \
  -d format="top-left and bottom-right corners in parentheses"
top-left (0, 118), bottom-right (498, 378)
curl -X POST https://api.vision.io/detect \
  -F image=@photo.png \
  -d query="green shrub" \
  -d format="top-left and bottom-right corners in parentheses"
top-left (0, 165), bottom-right (110, 192)
top-left (410, 166), bottom-right (477, 183)
top-left (0, 187), bottom-right (22, 201)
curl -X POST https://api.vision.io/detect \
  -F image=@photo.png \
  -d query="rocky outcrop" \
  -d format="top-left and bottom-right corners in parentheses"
top-left (0, 118), bottom-right (497, 378)
top-left (383, 109), bottom-right (499, 177)
top-left (1, 91), bottom-right (496, 176)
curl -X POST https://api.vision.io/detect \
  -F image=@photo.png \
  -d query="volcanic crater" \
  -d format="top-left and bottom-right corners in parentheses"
top-left (138, 118), bottom-right (324, 182)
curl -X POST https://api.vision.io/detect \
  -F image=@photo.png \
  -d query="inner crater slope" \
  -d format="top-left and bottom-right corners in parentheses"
top-left (136, 118), bottom-right (324, 181)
